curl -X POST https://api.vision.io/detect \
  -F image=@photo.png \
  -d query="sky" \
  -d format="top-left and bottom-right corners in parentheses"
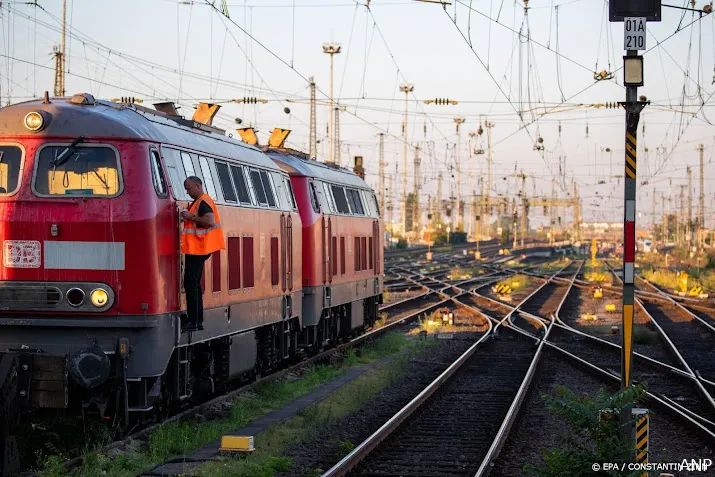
top-left (1, 0), bottom-right (714, 228)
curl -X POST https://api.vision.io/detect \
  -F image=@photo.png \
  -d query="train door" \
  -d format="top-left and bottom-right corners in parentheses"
top-left (280, 213), bottom-right (294, 314)
top-left (327, 217), bottom-right (332, 284)
top-left (287, 214), bottom-right (293, 291)
top-left (150, 147), bottom-right (185, 312)
top-left (373, 219), bottom-right (380, 294)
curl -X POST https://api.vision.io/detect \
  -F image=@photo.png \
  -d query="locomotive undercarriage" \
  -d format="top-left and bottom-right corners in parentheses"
top-left (126, 316), bottom-right (303, 423)
top-left (299, 295), bottom-right (381, 354)
top-left (0, 295), bottom-right (379, 474)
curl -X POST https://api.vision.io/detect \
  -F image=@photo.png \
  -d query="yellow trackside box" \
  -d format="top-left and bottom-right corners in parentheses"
top-left (219, 435), bottom-right (255, 453)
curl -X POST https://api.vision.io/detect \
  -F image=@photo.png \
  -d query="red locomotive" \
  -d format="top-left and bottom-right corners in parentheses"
top-left (266, 145), bottom-right (383, 349)
top-left (0, 92), bottom-right (383, 471)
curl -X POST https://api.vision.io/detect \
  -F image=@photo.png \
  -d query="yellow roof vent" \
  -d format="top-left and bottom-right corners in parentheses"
top-left (268, 128), bottom-right (291, 148)
top-left (192, 103), bottom-right (221, 127)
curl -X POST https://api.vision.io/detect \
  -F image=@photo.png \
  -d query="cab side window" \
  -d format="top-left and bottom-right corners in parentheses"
top-left (149, 149), bottom-right (167, 198)
top-left (161, 147), bottom-right (191, 201)
top-left (309, 182), bottom-right (320, 213)
top-left (198, 155), bottom-right (218, 200)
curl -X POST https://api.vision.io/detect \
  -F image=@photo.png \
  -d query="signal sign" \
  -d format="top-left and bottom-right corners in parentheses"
top-left (624, 17), bottom-right (646, 51)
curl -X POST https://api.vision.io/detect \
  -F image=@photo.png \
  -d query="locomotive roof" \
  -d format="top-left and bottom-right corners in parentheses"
top-left (265, 149), bottom-right (370, 190)
top-left (0, 93), bottom-right (280, 171)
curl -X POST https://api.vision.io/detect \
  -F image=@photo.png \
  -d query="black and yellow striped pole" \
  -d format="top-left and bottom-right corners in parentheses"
top-left (609, 0), bottom-right (659, 459)
top-left (619, 49), bottom-right (648, 444)
top-left (633, 408), bottom-right (649, 475)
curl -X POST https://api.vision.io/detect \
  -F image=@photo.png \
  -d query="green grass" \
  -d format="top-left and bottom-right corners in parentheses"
top-left (447, 265), bottom-right (481, 280)
top-left (195, 337), bottom-right (436, 477)
top-left (642, 268), bottom-right (692, 292)
top-left (496, 274), bottom-right (530, 291)
top-left (37, 333), bottom-right (418, 477)
top-left (684, 268), bottom-right (715, 289)
top-left (17, 414), bottom-right (115, 471)
top-left (537, 259), bottom-right (571, 273)
top-left (374, 312), bottom-right (388, 329)
top-left (417, 310), bottom-right (448, 332)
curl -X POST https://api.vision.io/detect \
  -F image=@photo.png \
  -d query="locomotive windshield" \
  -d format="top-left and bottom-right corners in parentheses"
top-left (33, 145), bottom-right (121, 197)
top-left (0, 145), bottom-right (23, 195)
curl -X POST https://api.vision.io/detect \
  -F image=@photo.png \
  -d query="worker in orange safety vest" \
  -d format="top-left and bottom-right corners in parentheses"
top-left (180, 176), bottom-right (226, 331)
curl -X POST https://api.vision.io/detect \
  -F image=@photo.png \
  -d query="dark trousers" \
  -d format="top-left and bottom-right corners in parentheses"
top-left (184, 253), bottom-right (210, 326)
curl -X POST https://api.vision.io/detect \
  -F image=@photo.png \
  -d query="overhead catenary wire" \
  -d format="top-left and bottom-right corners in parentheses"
top-left (199, 0), bottom-right (428, 153)
top-left (3, 0), bottom-right (715, 224)
top-left (444, 3), bottom-right (557, 182)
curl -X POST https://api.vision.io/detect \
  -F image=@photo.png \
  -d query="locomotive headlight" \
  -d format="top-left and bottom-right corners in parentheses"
top-left (23, 111), bottom-right (45, 131)
top-left (90, 288), bottom-right (109, 307)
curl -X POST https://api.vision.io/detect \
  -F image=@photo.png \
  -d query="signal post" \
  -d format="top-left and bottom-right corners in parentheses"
top-left (610, 0), bottom-right (659, 462)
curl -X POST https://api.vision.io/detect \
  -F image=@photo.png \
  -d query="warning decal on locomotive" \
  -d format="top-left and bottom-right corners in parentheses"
top-left (2, 240), bottom-right (41, 268)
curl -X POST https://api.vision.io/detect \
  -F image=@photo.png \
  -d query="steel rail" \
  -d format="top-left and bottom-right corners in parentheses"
top-left (543, 341), bottom-right (715, 445)
top-left (551, 319), bottom-right (693, 379)
top-left (601, 262), bottom-right (715, 408)
top-left (474, 258), bottom-right (583, 476)
top-left (633, 296), bottom-right (715, 413)
top-left (501, 259), bottom-right (715, 448)
top-left (378, 288), bottom-right (431, 312)
top-left (321, 266), bottom-right (568, 477)
top-left (637, 277), bottom-right (715, 334)
top-left (473, 321), bottom-right (553, 477)
top-left (505, 261), bottom-right (582, 332)
top-left (319, 308), bottom-right (495, 477)
top-left (19, 246), bottom-right (521, 475)
top-left (592, 264), bottom-right (715, 383)
top-left (659, 394), bottom-right (715, 429)
top-left (520, 265), bottom-right (703, 379)
top-left (464, 262), bottom-right (577, 331)
top-left (549, 263), bottom-right (715, 429)
top-left (602, 259), bottom-right (714, 307)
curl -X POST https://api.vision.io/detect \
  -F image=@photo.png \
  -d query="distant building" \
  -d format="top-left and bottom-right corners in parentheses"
top-left (580, 222), bottom-right (623, 235)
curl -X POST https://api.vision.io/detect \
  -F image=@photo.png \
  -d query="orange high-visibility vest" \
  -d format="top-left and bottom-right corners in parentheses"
top-left (181, 193), bottom-right (226, 255)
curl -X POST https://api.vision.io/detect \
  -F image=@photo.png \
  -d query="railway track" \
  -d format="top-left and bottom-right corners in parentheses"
top-left (498, 263), bottom-right (715, 461)
top-left (459, 293), bottom-right (512, 322)
top-left (378, 290), bottom-right (442, 319)
top-left (548, 324), bottom-right (715, 422)
top-left (130, 256), bottom-right (578, 476)
top-left (337, 328), bottom-right (537, 477)
top-left (518, 281), bottom-right (571, 321)
top-left (640, 300), bottom-right (715, 382)
top-left (319, 264), bottom-right (574, 477)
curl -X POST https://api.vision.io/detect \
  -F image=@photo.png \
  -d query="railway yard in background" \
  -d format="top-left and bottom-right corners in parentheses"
top-left (3, 240), bottom-right (715, 476)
